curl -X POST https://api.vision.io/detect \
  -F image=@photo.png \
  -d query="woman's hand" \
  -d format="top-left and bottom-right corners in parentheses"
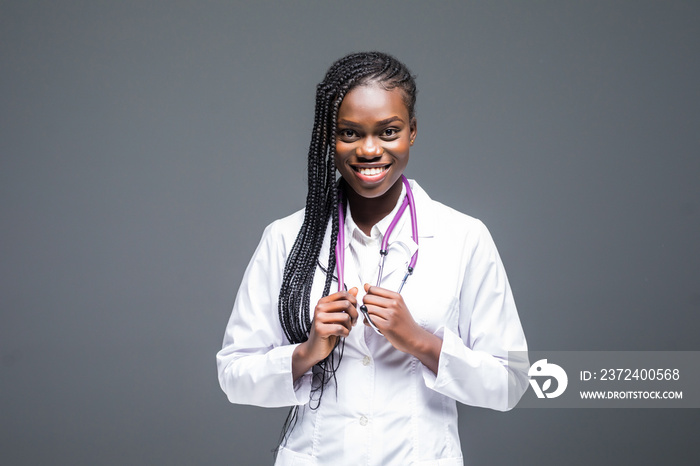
top-left (362, 283), bottom-right (442, 375)
top-left (292, 287), bottom-right (358, 381)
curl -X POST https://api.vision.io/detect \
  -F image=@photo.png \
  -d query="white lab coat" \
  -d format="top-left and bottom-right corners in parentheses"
top-left (217, 180), bottom-right (528, 465)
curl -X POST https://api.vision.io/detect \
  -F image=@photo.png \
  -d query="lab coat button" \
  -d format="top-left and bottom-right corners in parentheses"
top-left (359, 415), bottom-right (368, 426)
top-left (362, 356), bottom-right (371, 366)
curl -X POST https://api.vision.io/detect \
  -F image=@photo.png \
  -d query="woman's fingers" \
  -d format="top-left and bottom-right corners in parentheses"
top-left (314, 288), bottom-right (359, 326)
top-left (361, 304), bottom-right (390, 326)
top-left (315, 307), bottom-right (354, 333)
top-left (362, 285), bottom-right (403, 313)
top-left (363, 283), bottom-right (396, 298)
top-left (318, 288), bottom-right (358, 305)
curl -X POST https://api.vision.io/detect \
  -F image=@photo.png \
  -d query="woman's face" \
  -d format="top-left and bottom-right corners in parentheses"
top-left (335, 81), bottom-right (417, 201)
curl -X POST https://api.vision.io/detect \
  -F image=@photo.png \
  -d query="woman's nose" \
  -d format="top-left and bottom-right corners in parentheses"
top-left (357, 137), bottom-right (383, 158)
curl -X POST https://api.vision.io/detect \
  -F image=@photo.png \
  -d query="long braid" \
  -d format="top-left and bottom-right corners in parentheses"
top-left (275, 51), bottom-right (417, 449)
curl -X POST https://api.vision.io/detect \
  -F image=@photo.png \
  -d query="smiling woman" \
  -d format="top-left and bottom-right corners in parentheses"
top-left (335, 83), bottom-right (416, 234)
top-left (217, 52), bottom-right (528, 466)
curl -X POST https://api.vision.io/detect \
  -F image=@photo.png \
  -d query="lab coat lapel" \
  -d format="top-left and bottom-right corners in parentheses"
top-left (317, 213), bottom-right (358, 291)
top-left (317, 220), bottom-right (336, 287)
top-left (409, 179), bottom-right (436, 241)
top-left (340, 239), bottom-right (359, 290)
top-left (380, 232), bottom-right (417, 282)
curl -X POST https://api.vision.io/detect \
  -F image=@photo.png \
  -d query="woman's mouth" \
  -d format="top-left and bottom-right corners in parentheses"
top-left (358, 166), bottom-right (386, 176)
top-left (353, 164), bottom-right (390, 182)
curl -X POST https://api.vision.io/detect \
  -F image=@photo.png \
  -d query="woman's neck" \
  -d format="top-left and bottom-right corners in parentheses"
top-left (343, 178), bottom-right (403, 236)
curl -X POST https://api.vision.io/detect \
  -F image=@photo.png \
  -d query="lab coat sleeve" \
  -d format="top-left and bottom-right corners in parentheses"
top-left (422, 220), bottom-right (529, 411)
top-left (216, 219), bottom-right (313, 408)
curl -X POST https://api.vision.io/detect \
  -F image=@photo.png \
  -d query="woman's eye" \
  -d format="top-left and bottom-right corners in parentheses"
top-left (383, 128), bottom-right (398, 137)
top-left (339, 129), bottom-right (356, 139)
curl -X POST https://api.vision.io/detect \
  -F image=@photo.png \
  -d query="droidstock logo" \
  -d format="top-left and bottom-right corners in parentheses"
top-left (528, 359), bottom-right (568, 399)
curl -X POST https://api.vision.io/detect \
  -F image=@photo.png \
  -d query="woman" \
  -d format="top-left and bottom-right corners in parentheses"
top-left (217, 52), bottom-right (528, 465)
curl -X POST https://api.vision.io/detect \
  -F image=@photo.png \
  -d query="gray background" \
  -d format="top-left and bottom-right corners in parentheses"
top-left (2, 1), bottom-right (698, 464)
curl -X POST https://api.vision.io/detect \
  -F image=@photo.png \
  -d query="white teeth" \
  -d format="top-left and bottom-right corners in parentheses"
top-left (359, 167), bottom-right (385, 176)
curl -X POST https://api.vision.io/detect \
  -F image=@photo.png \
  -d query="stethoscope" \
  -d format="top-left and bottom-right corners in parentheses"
top-left (335, 175), bottom-right (419, 335)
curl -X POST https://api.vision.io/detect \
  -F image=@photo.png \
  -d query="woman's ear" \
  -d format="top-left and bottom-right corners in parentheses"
top-left (409, 117), bottom-right (417, 145)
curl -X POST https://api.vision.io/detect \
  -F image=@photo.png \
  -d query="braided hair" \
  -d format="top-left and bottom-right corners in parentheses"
top-left (276, 51), bottom-right (417, 446)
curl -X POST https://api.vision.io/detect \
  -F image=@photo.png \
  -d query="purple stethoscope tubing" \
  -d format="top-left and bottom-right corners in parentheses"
top-left (335, 175), bottom-right (419, 334)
